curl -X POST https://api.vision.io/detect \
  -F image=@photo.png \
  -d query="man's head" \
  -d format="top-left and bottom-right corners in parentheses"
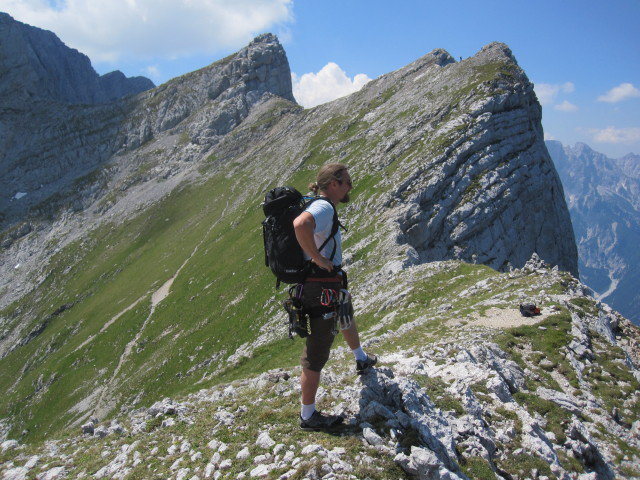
top-left (309, 163), bottom-right (352, 204)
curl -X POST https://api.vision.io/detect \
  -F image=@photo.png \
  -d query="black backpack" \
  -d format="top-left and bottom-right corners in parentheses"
top-left (519, 303), bottom-right (541, 317)
top-left (262, 186), bottom-right (341, 288)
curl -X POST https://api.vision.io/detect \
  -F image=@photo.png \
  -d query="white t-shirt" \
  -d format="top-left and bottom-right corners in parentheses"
top-left (304, 198), bottom-right (342, 266)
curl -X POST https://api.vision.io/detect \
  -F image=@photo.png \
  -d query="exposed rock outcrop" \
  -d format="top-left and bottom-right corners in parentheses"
top-left (0, 29), bottom-right (295, 237)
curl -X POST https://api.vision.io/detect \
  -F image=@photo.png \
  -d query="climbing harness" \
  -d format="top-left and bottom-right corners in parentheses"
top-left (283, 278), bottom-right (354, 339)
top-left (284, 284), bottom-right (311, 338)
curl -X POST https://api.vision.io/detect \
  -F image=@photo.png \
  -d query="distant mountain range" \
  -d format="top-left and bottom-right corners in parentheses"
top-left (547, 140), bottom-right (640, 324)
top-left (0, 12), bottom-right (154, 105)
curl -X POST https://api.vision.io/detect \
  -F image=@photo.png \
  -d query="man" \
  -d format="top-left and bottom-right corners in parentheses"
top-left (293, 162), bottom-right (377, 431)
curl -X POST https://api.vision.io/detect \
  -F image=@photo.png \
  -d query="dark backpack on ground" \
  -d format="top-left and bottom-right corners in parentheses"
top-left (262, 186), bottom-right (341, 288)
top-left (519, 303), bottom-right (541, 317)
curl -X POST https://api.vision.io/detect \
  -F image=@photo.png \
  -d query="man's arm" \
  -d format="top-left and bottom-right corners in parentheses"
top-left (293, 212), bottom-right (334, 272)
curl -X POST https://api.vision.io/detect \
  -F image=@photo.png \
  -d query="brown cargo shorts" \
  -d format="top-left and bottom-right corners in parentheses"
top-left (299, 280), bottom-right (343, 372)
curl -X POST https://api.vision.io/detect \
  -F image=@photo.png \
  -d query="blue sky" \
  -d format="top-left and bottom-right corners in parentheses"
top-left (2, 0), bottom-right (639, 157)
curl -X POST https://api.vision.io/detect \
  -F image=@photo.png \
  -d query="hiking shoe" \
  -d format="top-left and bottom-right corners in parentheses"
top-left (356, 354), bottom-right (378, 375)
top-left (299, 411), bottom-right (344, 431)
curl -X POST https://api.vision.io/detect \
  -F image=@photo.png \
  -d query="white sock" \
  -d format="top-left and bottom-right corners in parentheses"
top-left (301, 403), bottom-right (316, 420)
top-left (352, 346), bottom-right (367, 362)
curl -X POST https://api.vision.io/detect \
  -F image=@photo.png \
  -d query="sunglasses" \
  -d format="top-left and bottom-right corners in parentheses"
top-left (338, 178), bottom-right (352, 187)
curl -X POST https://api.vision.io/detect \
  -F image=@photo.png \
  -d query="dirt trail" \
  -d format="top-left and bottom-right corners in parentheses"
top-left (468, 307), bottom-right (550, 329)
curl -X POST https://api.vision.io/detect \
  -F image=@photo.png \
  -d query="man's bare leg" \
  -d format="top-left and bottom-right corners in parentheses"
top-left (301, 368), bottom-right (320, 406)
top-left (341, 320), bottom-right (361, 350)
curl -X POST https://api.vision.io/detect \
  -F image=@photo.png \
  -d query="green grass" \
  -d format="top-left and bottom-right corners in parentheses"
top-left (413, 375), bottom-right (465, 416)
top-left (460, 456), bottom-right (497, 480)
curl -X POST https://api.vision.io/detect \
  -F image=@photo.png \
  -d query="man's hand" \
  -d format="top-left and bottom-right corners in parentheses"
top-left (312, 255), bottom-right (334, 272)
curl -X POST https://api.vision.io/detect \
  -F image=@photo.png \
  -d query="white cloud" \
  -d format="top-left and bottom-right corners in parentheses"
top-left (590, 127), bottom-right (640, 144)
top-left (0, 0), bottom-right (293, 62)
top-left (146, 65), bottom-right (161, 81)
top-left (554, 100), bottom-right (578, 112)
top-left (544, 132), bottom-right (556, 141)
top-left (534, 81), bottom-right (574, 106)
top-left (292, 62), bottom-right (372, 108)
top-left (597, 83), bottom-right (640, 103)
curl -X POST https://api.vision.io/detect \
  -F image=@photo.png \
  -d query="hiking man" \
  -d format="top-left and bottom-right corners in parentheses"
top-left (293, 163), bottom-right (377, 430)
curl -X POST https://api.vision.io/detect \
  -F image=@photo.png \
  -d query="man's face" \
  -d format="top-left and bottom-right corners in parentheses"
top-left (337, 171), bottom-right (352, 203)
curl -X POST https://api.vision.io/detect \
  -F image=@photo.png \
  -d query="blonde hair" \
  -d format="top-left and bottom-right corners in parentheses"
top-left (308, 163), bottom-right (348, 195)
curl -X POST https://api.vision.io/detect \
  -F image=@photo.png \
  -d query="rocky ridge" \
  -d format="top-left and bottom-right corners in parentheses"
top-left (546, 141), bottom-right (640, 324)
top-left (1, 259), bottom-right (639, 479)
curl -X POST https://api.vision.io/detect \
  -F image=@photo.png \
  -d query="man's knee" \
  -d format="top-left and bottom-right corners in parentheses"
top-left (300, 351), bottom-right (330, 372)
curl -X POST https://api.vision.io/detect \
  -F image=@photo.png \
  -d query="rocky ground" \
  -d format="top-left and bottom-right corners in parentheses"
top-left (2, 258), bottom-right (639, 480)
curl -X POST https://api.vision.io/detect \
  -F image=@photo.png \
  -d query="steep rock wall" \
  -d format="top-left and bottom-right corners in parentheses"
top-left (0, 31), bottom-right (295, 230)
top-left (0, 12), bottom-right (153, 105)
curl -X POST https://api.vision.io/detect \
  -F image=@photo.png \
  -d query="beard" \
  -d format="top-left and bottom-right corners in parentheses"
top-left (340, 193), bottom-right (350, 203)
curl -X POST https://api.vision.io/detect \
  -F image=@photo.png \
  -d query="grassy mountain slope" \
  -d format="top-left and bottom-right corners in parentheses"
top-left (1, 261), bottom-right (639, 479)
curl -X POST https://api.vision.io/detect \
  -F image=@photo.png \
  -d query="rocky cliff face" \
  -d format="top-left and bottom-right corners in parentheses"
top-left (0, 12), bottom-right (154, 106)
top-left (546, 141), bottom-right (640, 325)
top-left (0, 28), bottom-right (294, 240)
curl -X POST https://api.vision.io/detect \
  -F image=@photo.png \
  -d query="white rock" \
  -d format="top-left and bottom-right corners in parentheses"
top-left (250, 464), bottom-right (272, 478)
top-left (236, 447), bottom-right (251, 460)
top-left (214, 411), bottom-right (235, 426)
top-left (219, 459), bottom-right (232, 470)
top-left (363, 427), bottom-right (384, 446)
top-left (279, 469), bottom-right (297, 480)
top-left (256, 431), bottom-right (275, 449)
top-left (1, 440), bottom-right (19, 452)
top-left (24, 456), bottom-right (40, 469)
top-left (301, 444), bottom-right (323, 455)
top-left (175, 468), bottom-right (191, 480)
top-left (35, 467), bottom-right (66, 480)
top-left (162, 418), bottom-right (176, 428)
top-left (203, 463), bottom-right (215, 478)
top-left (3, 467), bottom-right (28, 480)
top-left (282, 450), bottom-right (295, 463)
top-left (207, 440), bottom-right (220, 450)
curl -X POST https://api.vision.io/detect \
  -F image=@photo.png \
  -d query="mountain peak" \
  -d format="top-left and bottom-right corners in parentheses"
top-left (249, 32), bottom-right (280, 45)
top-left (478, 41), bottom-right (519, 64)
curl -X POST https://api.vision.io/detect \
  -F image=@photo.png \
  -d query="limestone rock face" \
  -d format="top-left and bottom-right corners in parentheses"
top-left (382, 43), bottom-right (578, 275)
top-left (547, 140), bottom-right (640, 324)
top-left (0, 12), bottom-right (154, 105)
top-left (0, 28), bottom-right (294, 232)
